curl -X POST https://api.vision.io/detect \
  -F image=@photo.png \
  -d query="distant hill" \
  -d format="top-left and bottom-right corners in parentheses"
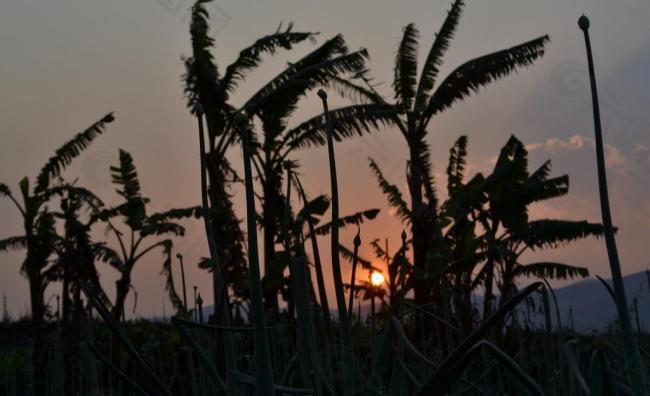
top-left (539, 270), bottom-right (650, 331)
top-left (168, 270), bottom-right (650, 332)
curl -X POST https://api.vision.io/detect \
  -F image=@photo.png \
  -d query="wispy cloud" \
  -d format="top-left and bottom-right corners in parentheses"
top-left (527, 134), bottom-right (630, 169)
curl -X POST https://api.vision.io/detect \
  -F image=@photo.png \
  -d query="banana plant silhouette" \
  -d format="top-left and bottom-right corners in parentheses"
top-left (183, 0), bottom-right (312, 317)
top-left (46, 183), bottom-right (115, 394)
top-left (51, 185), bottom-right (109, 316)
top-left (246, 37), bottom-right (395, 315)
top-left (0, 112), bottom-right (113, 394)
top-left (338, 0), bottom-right (550, 309)
top-left (368, 135), bottom-right (603, 333)
top-left (442, 136), bottom-right (603, 317)
top-left (93, 149), bottom-right (199, 320)
top-left (184, 0), bottom-right (396, 316)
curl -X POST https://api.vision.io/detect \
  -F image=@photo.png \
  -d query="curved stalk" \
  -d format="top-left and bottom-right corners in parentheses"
top-left (294, 175), bottom-right (334, 340)
top-left (578, 15), bottom-right (645, 394)
top-left (318, 89), bottom-right (358, 394)
top-left (176, 253), bottom-right (188, 313)
top-left (171, 317), bottom-right (228, 394)
top-left (236, 115), bottom-right (275, 396)
top-left (416, 282), bottom-right (543, 396)
top-left (283, 164), bottom-right (323, 394)
top-left (347, 229), bottom-right (361, 323)
top-left (370, 290), bottom-right (376, 368)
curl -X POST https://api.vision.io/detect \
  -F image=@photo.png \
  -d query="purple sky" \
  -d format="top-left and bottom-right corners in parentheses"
top-left (1, 0), bottom-right (649, 318)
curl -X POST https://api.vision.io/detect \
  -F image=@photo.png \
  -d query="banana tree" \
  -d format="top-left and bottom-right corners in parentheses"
top-left (184, 0), bottom-right (397, 316)
top-left (342, 0), bottom-right (549, 309)
top-left (368, 134), bottom-right (602, 334)
top-left (183, 0), bottom-right (318, 318)
top-left (48, 184), bottom-right (113, 320)
top-left (46, 183), bottom-right (113, 394)
top-left (93, 149), bottom-right (199, 320)
top-left (445, 136), bottom-right (602, 317)
top-left (246, 37), bottom-right (394, 314)
top-left (0, 112), bottom-right (113, 393)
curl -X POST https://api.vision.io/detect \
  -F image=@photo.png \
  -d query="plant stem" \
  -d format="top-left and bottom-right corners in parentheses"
top-left (318, 89), bottom-right (357, 394)
top-left (370, 292), bottom-right (376, 368)
top-left (236, 116), bottom-right (275, 396)
top-left (295, 175), bottom-right (334, 341)
top-left (347, 230), bottom-right (361, 323)
top-left (195, 107), bottom-right (238, 392)
top-left (177, 254), bottom-right (188, 313)
top-left (579, 14), bottom-right (646, 394)
top-left (283, 164), bottom-right (323, 394)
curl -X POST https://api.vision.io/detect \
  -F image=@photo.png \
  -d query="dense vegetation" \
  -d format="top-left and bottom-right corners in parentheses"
top-left (1, 1), bottom-right (647, 395)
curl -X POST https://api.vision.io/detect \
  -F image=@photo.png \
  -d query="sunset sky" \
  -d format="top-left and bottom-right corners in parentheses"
top-left (1, 0), bottom-right (649, 318)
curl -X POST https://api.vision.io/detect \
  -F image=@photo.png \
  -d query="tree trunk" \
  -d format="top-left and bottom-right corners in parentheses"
top-left (408, 145), bottom-right (427, 308)
top-left (262, 200), bottom-right (279, 316)
top-left (112, 273), bottom-right (131, 320)
top-left (408, 141), bottom-right (431, 348)
top-left (61, 258), bottom-right (73, 395)
top-left (205, 156), bottom-right (244, 312)
top-left (262, 171), bottom-right (281, 316)
top-left (27, 265), bottom-right (46, 395)
top-left (482, 259), bottom-right (495, 319)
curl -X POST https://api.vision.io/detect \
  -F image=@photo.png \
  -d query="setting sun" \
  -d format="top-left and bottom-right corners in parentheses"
top-left (370, 271), bottom-right (385, 287)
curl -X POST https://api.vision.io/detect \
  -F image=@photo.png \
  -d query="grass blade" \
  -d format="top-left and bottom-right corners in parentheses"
top-left (171, 317), bottom-right (228, 394)
top-left (87, 343), bottom-right (148, 396)
top-left (446, 341), bottom-right (544, 396)
top-left (230, 371), bottom-right (314, 395)
top-left (415, 282), bottom-right (543, 396)
top-left (391, 317), bottom-right (436, 367)
top-left (80, 282), bottom-right (171, 395)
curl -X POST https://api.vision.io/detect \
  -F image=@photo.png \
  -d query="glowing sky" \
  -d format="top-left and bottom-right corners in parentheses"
top-left (1, 0), bottom-right (649, 317)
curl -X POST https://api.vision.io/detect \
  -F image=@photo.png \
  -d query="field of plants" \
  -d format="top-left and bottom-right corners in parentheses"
top-left (1, 0), bottom-right (648, 395)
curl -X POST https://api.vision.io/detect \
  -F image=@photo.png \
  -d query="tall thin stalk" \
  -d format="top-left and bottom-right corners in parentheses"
top-left (283, 163), bottom-right (323, 395)
top-left (176, 253), bottom-right (188, 313)
top-left (235, 114), bottom-right (275, 396)
top-left (195, 106), bottom-right (238, 390)
top-left (197, 293), bottom-right (204, 324)
top-left (318, 89), bottom-right (357, 394)
top-left (347, 229), bottom-right (361, 323)
top-left (370, 287), bottom-right (376, 369)
top-left (578, 14), bottom-right (646, 394)
top-left (193, 286), bottom-right (198, 321)
top-left (294, 175), bottom-right (334, 340)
